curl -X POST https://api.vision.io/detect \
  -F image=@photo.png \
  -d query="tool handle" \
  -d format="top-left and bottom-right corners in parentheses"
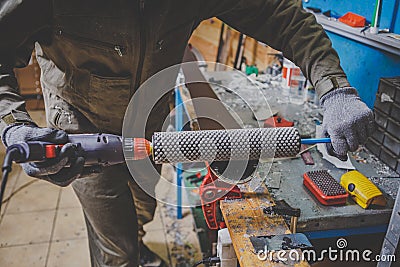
top-left (7, 141), bottom-right (61, 163)
top-left (300, 138), bottom-right (331, 144)
top-left (323, 132), bottom-right (348, 161)
top-left (7, 134), bottom-right (126, 167)
top-left (68, 134), bottom-right (124, 166)
top-left (301, 137), bottom-right (348, 161)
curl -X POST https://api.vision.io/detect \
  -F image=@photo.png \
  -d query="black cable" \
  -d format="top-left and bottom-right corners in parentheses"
top-left (192, 260), bottom-right (203, 267)
top-left (192, 257), bottom-right (220, 267)
top-left (0, 148), bottom-right (20, 213)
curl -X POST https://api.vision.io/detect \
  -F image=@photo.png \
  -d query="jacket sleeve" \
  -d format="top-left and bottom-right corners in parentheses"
top-left (214, 0), bottom-right (350, 98)
top-left (0, 0), bottom-right (52, 132)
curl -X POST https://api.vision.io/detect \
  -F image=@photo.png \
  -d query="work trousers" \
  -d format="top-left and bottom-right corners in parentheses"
top-left (72, 163), bottom-right (158, 267)
top-left (42, 89), bottom-right (169, 267)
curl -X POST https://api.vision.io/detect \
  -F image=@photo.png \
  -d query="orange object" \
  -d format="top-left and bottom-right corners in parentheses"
top-left (303, 170), bottom-right (348, 206)
top-left (200, 165), bottom-right (242, 229)
top-left (133, 138), bottom-right (152, 160)
top-left (264, 115), bottom-right (294, 128)
top-left (338, 12), bottom-right (366, 27)
top-left (45, 144), bottom-right (64, 159)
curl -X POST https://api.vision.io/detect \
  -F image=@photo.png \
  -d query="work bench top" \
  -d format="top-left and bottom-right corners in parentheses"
top-left (220, 184), bottom-right (310, 267)
top-left (202, 70), bottom-right (399, 233)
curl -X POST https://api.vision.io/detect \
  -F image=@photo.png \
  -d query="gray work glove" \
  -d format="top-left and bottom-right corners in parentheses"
top-left (321, 87), bottom-right (376, 160)
top-left (1, 124), bottom-right (85, 186)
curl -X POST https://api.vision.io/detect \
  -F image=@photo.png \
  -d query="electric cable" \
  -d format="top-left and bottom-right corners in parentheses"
top-left (192, 257), bottom-right (220, 267)
top-left (0, 148), bottom-right (20, 213)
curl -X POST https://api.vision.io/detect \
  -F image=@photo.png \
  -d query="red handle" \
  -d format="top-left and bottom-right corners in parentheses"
top-left (45, 144), bottom-right (64, 159)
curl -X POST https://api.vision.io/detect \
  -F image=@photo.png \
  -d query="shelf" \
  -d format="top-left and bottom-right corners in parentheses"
top-left (309, 11), bottom-right (400, 57)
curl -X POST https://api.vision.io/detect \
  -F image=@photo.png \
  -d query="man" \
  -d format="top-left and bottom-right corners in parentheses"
top-left (0, 0), bottom-right (375, 266)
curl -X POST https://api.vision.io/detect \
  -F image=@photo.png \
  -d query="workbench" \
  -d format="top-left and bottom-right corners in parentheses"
top-left (197, 70), bottom-right (399, 265)
top-left (219, 183), bottom-right (310, 266)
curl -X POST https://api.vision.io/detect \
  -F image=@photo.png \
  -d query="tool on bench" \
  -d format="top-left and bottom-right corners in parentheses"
top-left (250, 233), bottom-right (313, 252)
top-left (300, 144), bottom-right (315, 165)
top-left (263, 199), bottom-right (301, 233)
top-left (340, 170), bottom-right (386, 209)
top-left (186, 172), bottom-right (204, 185)
top-left (303, 170), bottom-right (348, 206)
top-left (378, 175), bottom-right (400, 267)
top-left (199, 165), bottom-right (242, 229)
top-left (264, 115), bottom-right (294, 128)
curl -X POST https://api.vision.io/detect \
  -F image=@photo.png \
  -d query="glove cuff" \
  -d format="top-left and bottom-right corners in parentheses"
top-left (316, 76), bottom-right (351, 97)
top-left (320, 87), bottom-right (359, 107)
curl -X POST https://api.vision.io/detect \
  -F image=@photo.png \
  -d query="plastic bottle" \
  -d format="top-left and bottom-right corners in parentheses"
top-left (281, 58), bottom-right (295, 92)
top-left (290, 69), bottom-right (306, 105)
top-left (281, 58), bottom-right (306, 105)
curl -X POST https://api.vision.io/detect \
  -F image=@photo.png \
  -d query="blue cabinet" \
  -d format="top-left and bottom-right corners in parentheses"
top-left (303, 0), bottom-right (400, 107)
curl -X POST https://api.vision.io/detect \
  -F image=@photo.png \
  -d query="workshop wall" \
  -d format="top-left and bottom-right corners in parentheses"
top-left (303, 0), bottom-right (399, 31)
top-left (303, 0), bottom-right (400, 108)
top-left (14, 52), bottom-right (44, 110)
top-left (189, 19), bottom-right (280, 71)
top-left (326, 31), bottom-right (400, 108)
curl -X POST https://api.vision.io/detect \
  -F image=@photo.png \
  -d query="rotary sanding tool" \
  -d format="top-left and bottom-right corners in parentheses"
top-left (1, 127), bottom-right (332, 212)
top-left (4, 128), bottom-right (331, 167)
top-left (0, 133), bottom-right (127, 212)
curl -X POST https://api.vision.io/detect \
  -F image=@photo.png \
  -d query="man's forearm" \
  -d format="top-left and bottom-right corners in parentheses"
top-left (0, 66), bottom-right (34, 132)
top-left (216, 0), bottom-right (350, 97)
top-left (0, 0), bottom-right (52, 132)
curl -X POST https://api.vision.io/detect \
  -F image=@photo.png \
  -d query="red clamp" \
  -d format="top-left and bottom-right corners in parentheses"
top-left (199, 166), bottom-right (242, 230)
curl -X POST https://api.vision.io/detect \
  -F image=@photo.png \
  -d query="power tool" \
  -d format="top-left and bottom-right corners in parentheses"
top-left (4, 134), bottom-right (127, 167)
top-left (0, 134), bottom-right (127, 210)
top-left (1, 127), bottom-right (333, 213)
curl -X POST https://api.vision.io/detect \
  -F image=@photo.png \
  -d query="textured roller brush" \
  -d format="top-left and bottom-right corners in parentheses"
top-left (128, 128), bottom-right (332, 164)
top-left (303, 170), bottom-right (348, 205)
top-left (152, 127), bottom-right (301, 164)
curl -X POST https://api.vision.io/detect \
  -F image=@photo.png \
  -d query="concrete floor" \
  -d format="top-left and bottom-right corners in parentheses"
top-left (0, 111), bottom-right (202, 267)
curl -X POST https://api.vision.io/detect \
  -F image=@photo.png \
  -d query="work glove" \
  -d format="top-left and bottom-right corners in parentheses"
top-left (1, 124), bottom-right (85, 186)
top-left (321, 87), bottom-right (376, 160)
